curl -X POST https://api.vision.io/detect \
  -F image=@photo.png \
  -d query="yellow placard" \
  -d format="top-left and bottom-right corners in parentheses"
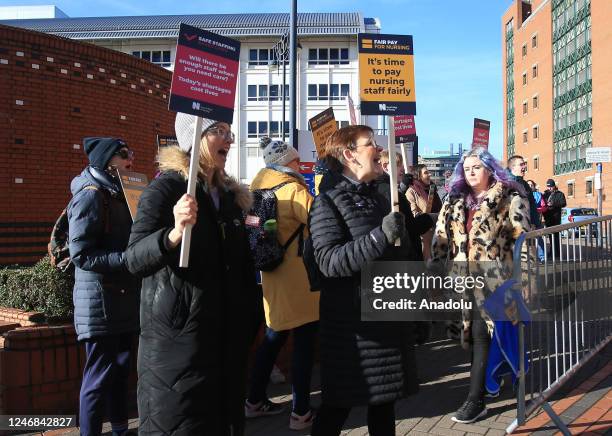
top-left (117, 169), bottom-right (149, 221)
top-left (309, 108), bottom-right (337, 158)
top-left (359, 53), bottom-right (416, 103)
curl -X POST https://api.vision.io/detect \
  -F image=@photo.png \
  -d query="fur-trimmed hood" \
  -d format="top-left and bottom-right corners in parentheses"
top-left (157, 145), bottom-right (252, 212)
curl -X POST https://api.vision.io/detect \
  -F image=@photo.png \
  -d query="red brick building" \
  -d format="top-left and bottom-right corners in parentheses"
top-left (502, 0), bottom-right (611, 216)
top-left (0, 25), bottom-right (176, 265)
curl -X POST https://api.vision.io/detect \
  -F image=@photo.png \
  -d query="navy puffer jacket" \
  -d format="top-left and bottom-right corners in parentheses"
top-left (68, 166), bottom-right (140, 340)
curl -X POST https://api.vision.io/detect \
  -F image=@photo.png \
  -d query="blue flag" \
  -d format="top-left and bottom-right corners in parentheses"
top-left (483, 279), bottom-right (531, 396)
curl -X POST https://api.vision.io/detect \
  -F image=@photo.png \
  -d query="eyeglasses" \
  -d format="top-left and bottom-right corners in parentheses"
top-left (114, 149), bottom-right (134, 160)
top-left (206, 127), bottom-right (235, 143)
top-left (352, 139), bottom-right (381, 150)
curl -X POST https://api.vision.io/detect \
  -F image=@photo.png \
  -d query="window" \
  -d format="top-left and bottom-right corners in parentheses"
top-left (522, 130), bottom-right (528, 143)
top-left (308, 83), bottom-right (349, 101)
top-left (335, 121), bottom-right (350, 129)
top-left (532, 64), bottom-right (538, 78)
top-left (532, 34), bottom-right (538, 48)
top-left (586, 179), bottom-right (593, 195)
top-left (308, 47), bottom-right (349, 65)
top-left (269, 85), bottom-right (280, 101)
top-left (248, 85), bottom-right (257, 101)
top-left (533, 95), bottom-right (539, 109)
top-left (533, 125), bottom-right (539, 139)
top-left (248, 48), bottom-right (273, 66)
top-left (308, 84), bottom-right (317, 101)
top-left (522, 72), bottom-right (528, 86)
top-left (341, 84), bottom-right (350, 97)
top-left (330, 84), bottom-right (340, 100)
top-left (319, 84), bottom-right (328, 99)
top-left (247, 121), bottom-right (289, 139)
top-left (270, 121), bottom-right (279, 137)
top-left (533, 156), bottom-right (539, 170)
top-left (247, 121), bottom-right (257, 138)
top-left (567, 182), bottom-right (575, 197)
top-left (258, 85), bottom-right (267, 101)
top-left (247, 84), bottom-right (288, 102)
top-left (523, 101), bottom-right (528, 115)
top-left (132, 50), bottom-right (171, 68)
top-left (330, 84), bottom-right (350, 100)
top-left (522, 44), bottom-right (527, 57)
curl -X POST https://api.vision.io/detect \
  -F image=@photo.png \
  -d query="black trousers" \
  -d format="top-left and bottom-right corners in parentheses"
top-left (468, 309), bottom-right (491, 402)
top-left (311, 402), bottom-right (396, 436)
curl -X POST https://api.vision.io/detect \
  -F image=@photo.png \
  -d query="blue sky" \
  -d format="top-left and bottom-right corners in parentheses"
top-left (5, 0), bottom-right (512, 158)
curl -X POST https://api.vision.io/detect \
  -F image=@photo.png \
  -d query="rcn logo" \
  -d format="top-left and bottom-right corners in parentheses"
top-left (379, 104), bottom-right (387, 111)
top-left (192, 101), bottom-right (200, 111)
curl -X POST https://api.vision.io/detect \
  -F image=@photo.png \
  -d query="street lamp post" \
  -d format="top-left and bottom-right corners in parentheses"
top-left (272, 32), bottom-right (289, 141)
top-left (289, 0), bottom-right (298, 150)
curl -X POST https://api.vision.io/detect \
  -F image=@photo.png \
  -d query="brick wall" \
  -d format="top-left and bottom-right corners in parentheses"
top-left (0, 324), bottom-right (138, 417)
top-left (0, 25), bottom-right (176, 265)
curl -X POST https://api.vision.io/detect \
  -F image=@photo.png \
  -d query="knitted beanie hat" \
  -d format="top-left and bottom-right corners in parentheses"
top-left (259, 137), bottom-right (299, 167)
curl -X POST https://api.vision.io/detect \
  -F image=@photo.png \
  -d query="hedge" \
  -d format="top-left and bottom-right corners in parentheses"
top-left (0, 256), bottom-right (73, 321)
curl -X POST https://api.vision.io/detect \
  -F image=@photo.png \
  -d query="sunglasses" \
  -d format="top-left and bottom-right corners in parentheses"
top-left (206, 127), bottom-right (235, 143)
top-left (114, 149), bottom-right (134, 160)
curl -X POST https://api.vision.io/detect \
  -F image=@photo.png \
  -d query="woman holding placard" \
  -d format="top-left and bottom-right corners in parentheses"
top-left (126, 114), bottom-right (258, 436)
top-left (308, 125), bottom-right (420, 436)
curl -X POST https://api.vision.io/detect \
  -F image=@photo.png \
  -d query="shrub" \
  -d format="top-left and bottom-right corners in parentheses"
top-left (0, 256), bottom-right (73, 321)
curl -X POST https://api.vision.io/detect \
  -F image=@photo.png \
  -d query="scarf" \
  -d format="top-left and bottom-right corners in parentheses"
top-left (412, 179), bottom-right (429, 201)
top-left (269, 164), bottom-right (306, 185)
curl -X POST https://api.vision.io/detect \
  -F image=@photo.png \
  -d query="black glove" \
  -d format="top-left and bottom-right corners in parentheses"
top-left (382, 211), bottom-right (406, 243)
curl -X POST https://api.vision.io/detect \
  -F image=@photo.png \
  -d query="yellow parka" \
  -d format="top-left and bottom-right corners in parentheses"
top-left (250, 167), bottom-right (319, 331)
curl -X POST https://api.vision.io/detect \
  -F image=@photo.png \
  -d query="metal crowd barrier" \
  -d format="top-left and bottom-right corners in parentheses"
top-left (506, 215), bottom-right (612, 435)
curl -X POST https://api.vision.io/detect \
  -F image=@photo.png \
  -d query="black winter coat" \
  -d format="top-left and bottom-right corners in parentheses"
top-left (308, 176), bottom-right (420, 407)
top-left (68, 167), bottom-right (140, 341)
top-left (543, 189), bottom-right (567, 226)
top-left (125, 169), bottom-right (258, 436)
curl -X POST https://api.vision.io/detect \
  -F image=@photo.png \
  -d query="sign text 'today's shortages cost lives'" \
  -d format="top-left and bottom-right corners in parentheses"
top-left (358, 34), bottom-right (416, 116)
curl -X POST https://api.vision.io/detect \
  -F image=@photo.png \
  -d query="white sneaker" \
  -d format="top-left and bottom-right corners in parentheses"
top-left (270, 365), bottom-right (286, 384)
top-left (289, 410), bottom-right (315, 431)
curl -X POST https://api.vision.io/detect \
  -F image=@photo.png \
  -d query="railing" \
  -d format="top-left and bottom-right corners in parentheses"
top-left (507, 216), bottom-right (612, 434)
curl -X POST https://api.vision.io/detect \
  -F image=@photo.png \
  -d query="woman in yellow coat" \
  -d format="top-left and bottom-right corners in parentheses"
top-left (245, 137), bottom-right (319, 431)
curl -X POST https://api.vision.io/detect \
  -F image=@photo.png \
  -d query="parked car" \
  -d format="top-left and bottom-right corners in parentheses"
top-left (561, 207), bottom-right (598, 237)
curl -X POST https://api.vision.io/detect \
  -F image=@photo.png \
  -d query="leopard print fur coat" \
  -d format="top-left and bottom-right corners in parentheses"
top-left (430, 182), bottom-right (533, 334)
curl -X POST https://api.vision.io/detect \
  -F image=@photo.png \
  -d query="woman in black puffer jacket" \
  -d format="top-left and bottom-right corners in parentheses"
top-left (309, 125), bottom-right (420, 436)
top-left (125, 114), bottom-right (258, 436)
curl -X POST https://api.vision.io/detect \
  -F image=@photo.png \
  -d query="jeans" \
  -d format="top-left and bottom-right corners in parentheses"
top-left (536, 237), bottom-right (546, 261)
top-left (79, 334), bottom-right (132, 436)
top-left (311, 402), bottom-right (396, 436)
top-left (468, 310), bottom-right (490, 402)
top-left (531, 219), bottom-right (545, 262)
top-left (248, 321), bottom-right (318, 415)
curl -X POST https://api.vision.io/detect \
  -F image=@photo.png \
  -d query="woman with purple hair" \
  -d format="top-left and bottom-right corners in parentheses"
top-left (430, 147), bottom-right (532, 424)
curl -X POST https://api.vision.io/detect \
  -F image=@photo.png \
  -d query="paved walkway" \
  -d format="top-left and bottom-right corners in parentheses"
top-left (35, 325), bottom-right (611, 435)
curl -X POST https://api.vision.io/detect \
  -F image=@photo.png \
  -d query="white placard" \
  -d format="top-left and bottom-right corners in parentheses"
top-left (179, 116), bottom-right (203, 268)
top-left (585, 147), bottom-right (611, 163)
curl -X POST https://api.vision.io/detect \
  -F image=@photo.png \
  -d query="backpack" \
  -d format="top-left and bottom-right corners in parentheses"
top-left (303, 235), bottom-right (324, 292)
top-left (245, 182), bottom-right (304, 272)
top-left (48, 186), bottom-right (110, 274)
